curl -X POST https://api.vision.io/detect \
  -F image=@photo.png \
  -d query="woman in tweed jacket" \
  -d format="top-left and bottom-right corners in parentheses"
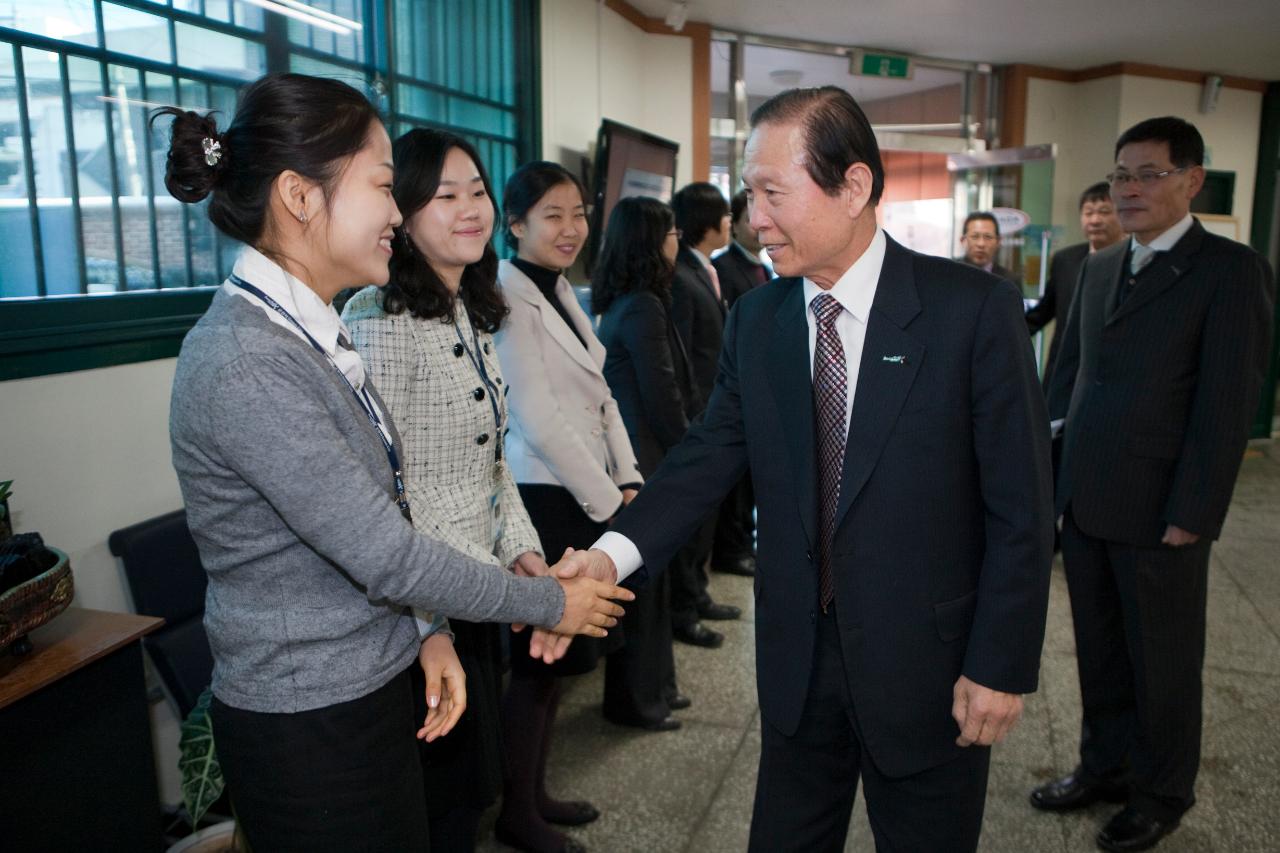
top-left (343, 129), bottom-right (543, 852)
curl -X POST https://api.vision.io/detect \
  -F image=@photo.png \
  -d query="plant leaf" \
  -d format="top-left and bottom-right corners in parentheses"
top-left (179, 686), bottom-right (224, 827)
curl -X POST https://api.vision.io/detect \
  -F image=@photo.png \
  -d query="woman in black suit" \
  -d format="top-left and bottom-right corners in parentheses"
top-left (592, 196), bottom-right (694, 731)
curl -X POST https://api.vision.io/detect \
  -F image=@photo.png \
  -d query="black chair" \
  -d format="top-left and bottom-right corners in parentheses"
top-left (109, 510), bottom-right (213, 720)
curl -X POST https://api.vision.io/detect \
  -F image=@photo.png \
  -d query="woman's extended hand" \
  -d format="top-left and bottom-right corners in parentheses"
top-left (417, 633), bottom-right (467, 742)
top-left (552, 576), bottom-right (634, 637)
top-left (513, 551), bottom-right (549, 577)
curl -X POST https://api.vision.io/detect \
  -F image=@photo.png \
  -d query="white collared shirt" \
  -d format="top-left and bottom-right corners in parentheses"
top-left (1131, 212), bottom-right (1194, 255)
top-left (690, 247), bottom-right (715, 273)
top-left (801, 227), bottom-right (885, 433)
top-left (595, 228), bottom-right (888, 582)
top-left (226, 247), bottom-right (389, 442)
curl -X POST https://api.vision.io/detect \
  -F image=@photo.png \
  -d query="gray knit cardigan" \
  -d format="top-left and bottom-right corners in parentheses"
top-left (170, 289), bottom-right (564, 712)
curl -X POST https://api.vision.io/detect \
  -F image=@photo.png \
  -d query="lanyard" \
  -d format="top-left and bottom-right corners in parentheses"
top-left (452, 314), bottom-right (504, 463)
top-left (229, 275), bottom-right (412, 521)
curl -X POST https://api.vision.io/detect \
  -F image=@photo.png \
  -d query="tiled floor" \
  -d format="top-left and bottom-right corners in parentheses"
top-left (479, 443), bottom-right (1280, 852)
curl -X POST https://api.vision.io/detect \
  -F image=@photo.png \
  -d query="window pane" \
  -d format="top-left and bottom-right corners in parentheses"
top-left (144, 71), bottom-right (191, 289)
top-left (8, 0), bottom-right (99, 50)
top-left (107, 64), bottom-right (159, 290)
top-left (448, 98), bottom-right (515, 140)
top-left (175, 23), bottom-right (265, 81)
top-left (102, 2), bottom-right (173, 65)
top-left (0, 46), bottom-right (40, 299)
top-left (23, 47), bottom-right (83, 296)
top-left (66, 56), bottom-right (123, 295)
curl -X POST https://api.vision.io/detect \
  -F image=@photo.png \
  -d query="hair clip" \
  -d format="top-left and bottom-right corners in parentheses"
top-left (202, 137), bottom-right (222, 167)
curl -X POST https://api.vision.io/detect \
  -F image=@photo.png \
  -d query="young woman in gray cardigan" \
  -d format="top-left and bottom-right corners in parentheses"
top-left (159, 74), bottom-right (631, 853)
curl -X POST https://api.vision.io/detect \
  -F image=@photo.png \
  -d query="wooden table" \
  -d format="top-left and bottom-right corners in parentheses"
top-left (0, 607), bottom-right (165, 851)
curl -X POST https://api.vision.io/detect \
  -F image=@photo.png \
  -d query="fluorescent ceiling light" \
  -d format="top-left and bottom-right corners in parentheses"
top-left (238, 0), bottom-right (361, 36)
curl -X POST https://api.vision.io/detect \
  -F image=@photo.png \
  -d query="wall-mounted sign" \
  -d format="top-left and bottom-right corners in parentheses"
top-left (992, 207), bottom-right (1032, 237)
top-left (851, 50), bottom-right (913, 80)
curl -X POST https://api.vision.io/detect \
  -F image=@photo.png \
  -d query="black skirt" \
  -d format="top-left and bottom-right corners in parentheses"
top-left (416, 619), bottom-right (505, 816)
top-left (212, 666), bottom-right (429, 852)
top-left (510, 483), bottom-right (624, 678)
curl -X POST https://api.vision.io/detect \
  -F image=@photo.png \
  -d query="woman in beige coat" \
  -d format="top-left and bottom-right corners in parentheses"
top-left (493, 162), bottom-right (652, 853)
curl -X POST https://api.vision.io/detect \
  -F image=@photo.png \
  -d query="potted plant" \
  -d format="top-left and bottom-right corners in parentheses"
top-left (168, 687), bottom-right (249, 853)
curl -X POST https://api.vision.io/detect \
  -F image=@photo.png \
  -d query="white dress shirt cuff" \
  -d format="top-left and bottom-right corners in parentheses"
top-left (591, 531), bottom-right (644, 582)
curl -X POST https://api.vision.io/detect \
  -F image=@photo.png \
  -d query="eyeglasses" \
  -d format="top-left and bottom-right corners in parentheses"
top-left (667, 229), bottom-right (682, 239)
top-left (1106, 168), bottom-right (1187, 187)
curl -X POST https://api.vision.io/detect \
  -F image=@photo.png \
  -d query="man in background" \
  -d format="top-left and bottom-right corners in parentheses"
top-left (709, 189), bottom-right (771, 578)
top-left (1025, 182), bottom-right (1125, 385)
top-left (1035, 116), bottom-right (1274, 853)
top-left (668, 182), bottom-right (741, 648)
top-left (959, 211), bottom-right (1018, 283)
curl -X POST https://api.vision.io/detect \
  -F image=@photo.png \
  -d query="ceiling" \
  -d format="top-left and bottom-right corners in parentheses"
top-left (711, 41), bottom-right (968, 101)
top-left (633, 0), bottom-right (1280, 81)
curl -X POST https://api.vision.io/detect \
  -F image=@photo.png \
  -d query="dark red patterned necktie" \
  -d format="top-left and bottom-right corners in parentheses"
top-left (811, 293), bottom-right (847, 612)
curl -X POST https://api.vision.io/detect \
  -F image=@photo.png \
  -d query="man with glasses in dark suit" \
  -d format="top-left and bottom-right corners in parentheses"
top-left (1033, 116), bottom-right (1274, 852)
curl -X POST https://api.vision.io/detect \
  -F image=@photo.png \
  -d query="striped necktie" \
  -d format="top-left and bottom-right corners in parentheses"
top-left (811, 293), bottom-right (847, 612)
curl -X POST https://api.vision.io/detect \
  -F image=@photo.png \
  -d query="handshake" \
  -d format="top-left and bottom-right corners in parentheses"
top-left (511, 548), bottom-right (629, 663)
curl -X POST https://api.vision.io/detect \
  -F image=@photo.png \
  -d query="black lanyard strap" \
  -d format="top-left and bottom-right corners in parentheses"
top-left (230, 275), bottom-right (411, 521)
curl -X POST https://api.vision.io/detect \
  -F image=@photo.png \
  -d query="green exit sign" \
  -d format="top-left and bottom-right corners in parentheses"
top-left (852, 51), bottom-right (913, 79)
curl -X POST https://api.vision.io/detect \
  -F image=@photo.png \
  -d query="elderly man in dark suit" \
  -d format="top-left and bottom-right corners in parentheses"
top-left (1025, 181), bottom-right (1125, 386)
top-left (553, 86), bottom-right (1054, 851)
top-left (1033, 116), bottom-right (1275, 853)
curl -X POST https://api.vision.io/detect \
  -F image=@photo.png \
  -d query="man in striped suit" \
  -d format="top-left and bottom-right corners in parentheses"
top-left (1034, 116), bottom-right (1275, 852)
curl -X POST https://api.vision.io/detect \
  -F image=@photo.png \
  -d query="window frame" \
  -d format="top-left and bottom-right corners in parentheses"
top-left (0, 0), bottom-right (541, 382)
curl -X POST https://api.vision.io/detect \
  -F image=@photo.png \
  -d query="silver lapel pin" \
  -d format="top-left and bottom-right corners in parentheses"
top-left (882, 355), bottom-right (908, 364)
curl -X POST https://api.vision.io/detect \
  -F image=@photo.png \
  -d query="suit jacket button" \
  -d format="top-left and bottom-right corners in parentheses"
top-left (810, 611), bottom-right (816, 622)
top-left (582, 502), bottom-right (593, 513)
top-left (473, 388), bottom-right (485, 401)
top-left (476, 434), bottom-right (489, 445)
top-left (1094, 379), bottom-right (1103, 387)
top-left (806, 550), bottom-right (813, 562)
top-left (453, 343), bottom-right (465, 357)
top-left (483, 342), bottom-right (491, 354)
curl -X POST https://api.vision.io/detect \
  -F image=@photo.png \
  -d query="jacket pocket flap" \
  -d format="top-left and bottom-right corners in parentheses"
top-left (934, 590), bottom-right (977, 642)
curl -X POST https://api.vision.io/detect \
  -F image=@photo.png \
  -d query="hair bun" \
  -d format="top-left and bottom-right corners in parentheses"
top-left (153, 106), bottom-right (226, 203)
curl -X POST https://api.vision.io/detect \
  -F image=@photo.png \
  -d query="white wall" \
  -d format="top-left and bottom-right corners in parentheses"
top-left (1026, 76), bottom-right (1121, 247)
top-left (0, 359), bottom-right (186, 804)
top-left (1025, 73), bottom-right (1264, 247)
top-left (540, 0), bottom-right (694, 189)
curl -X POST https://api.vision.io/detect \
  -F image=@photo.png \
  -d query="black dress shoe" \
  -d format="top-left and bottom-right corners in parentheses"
top-left (494, 824), bottom-right (588, 853)
top-left (604, 710), bottom-right (682, 732)
top-left (666, 693), bottom-right (692, 711)
top-left (712, 556), bottom-right (756, 576)
top-left (1096, 805), bottom-right (1179, 852)
top-left (673, 621), bottom-right (724, 648)
top-left (698, 601), bottom-right (742, 621)
top-left (543, 801), bottom-right (600, 827)
top-left (1030, 768), bottom-right (1128, 812)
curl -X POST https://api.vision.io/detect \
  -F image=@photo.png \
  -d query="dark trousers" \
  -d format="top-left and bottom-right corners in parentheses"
top-left (604, 566), bottom-right (677, 725)
top-left (1062, 508), bottom-right (1211, 822)
top-left (748, 610), bottom-right (989, 853)
top-left (712, 472), bottom-right (756, 566)
top-left (212, 666), bottom-right (429, 852)
top-left (669, 512), bottom-right (715, 628)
